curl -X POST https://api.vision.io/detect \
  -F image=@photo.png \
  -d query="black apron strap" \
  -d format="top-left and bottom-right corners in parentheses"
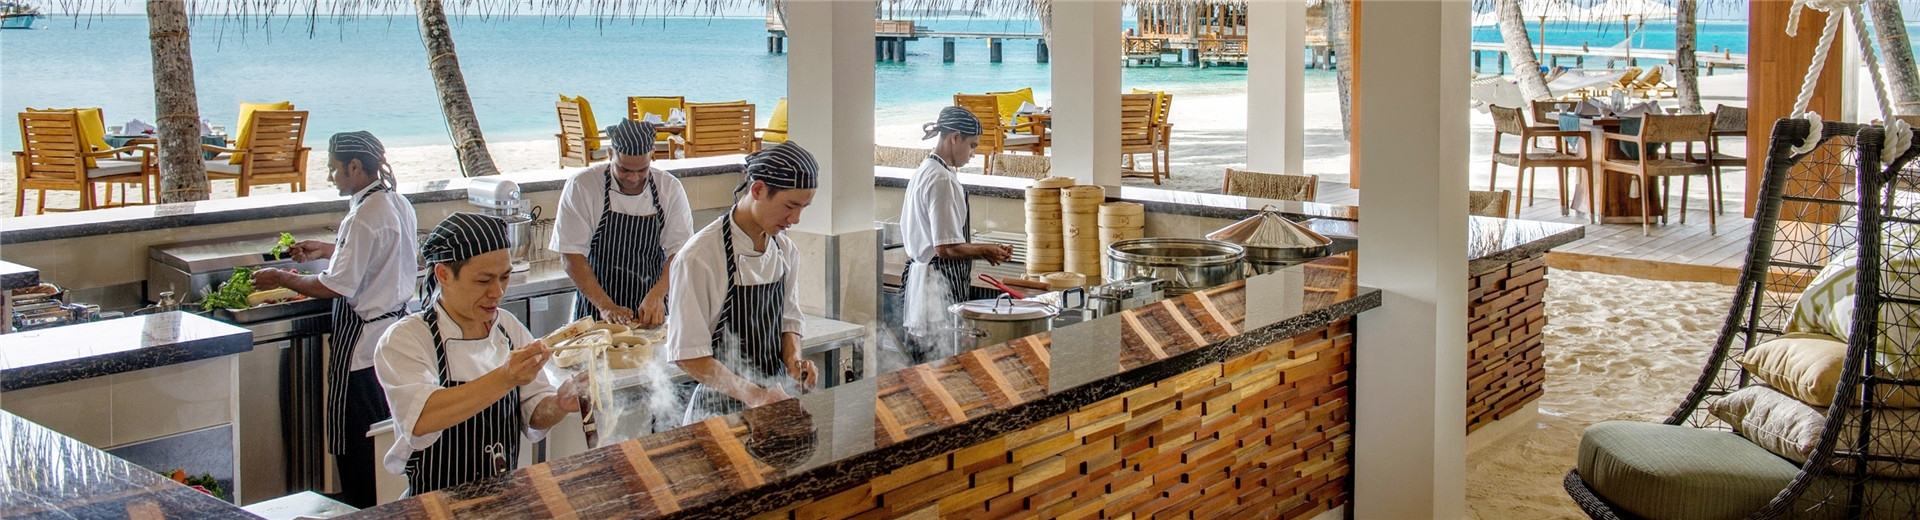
top-left (689, 212), bottom-right (789, 420)
top-left (322, 183), bottom-right (402, 455)
top-left (575, 168), bottom-right (670, 320)
top-left (404, 305), bottom-right (524, 494)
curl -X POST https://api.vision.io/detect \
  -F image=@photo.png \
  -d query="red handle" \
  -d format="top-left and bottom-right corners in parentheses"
top-left (979, 274), bottom-right (1026, 299)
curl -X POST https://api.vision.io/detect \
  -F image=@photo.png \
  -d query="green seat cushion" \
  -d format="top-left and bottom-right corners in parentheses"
top-left (1579, 421), bottom-right (1801, 520)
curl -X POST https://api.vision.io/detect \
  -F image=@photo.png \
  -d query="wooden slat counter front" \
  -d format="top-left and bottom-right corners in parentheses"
top-left (346, 253), bottom-right (1378, 520)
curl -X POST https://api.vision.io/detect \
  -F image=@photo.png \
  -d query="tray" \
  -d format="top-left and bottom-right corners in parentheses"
top-left (216, 298), bottom-right (331, 324)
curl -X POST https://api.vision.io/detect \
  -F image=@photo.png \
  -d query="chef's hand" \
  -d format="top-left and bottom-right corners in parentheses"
top-left (634, 295), bottom-right (667, 329)
top-left (746, 385), bottom-right (792, 408)
top-left (596, 302), bottom-right (635, 326)
top-left (980, 244), bottom-right (1014, 265)
top-left (500, 341), bottom-right (551, 387)
top-left (250, 268), bottom-right (291, 291)
top-left (287, 240), bottom-right (333, 263)
top-left (786, 357), bottom-right (818, 392)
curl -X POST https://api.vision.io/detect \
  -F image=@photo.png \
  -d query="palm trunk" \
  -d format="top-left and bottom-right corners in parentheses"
top-left (1869, 0), bottom-right (1920, 116)
top-left (1327, 0), bottom-right (1353, 140)
top-left (1495, 0), bottom-right (1551, 101)
top-left (148, 0), bottom-right (209, 203)
top-left (416, 0), bottom-right (498, 177)
top-left (1675, 0), bottom-right (1702, 114)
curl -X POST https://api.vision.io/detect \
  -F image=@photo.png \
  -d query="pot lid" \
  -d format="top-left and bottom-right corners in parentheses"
top-left (950, 299), bottom-right (1059, 321)
top-left (1205, 206), bottom-right (1333, 250)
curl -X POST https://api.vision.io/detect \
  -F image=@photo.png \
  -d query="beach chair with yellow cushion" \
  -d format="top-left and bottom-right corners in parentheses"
top-left (14, 110), bottom-right (153, 215)
top-left (628, 96), bottom-right (684, 158)
top-left (671, 101), bottom-right (757, 159)
top-left (556, 97), bottom-right (608, 167)
top-left (1119, 93), bottom-right (1167, 184)
top-left (955, 94), bottom-right (1045, 175)
top-left (201, 110), bottom-right (310, 197)
top-left (1133, 88), bottom-right (1174, 178)
top-left (758, 98), bottom-right (788, 145)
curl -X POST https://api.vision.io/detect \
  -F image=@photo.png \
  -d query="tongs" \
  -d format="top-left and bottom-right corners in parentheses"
top-left (978, 273), bottom-right (1026, 299)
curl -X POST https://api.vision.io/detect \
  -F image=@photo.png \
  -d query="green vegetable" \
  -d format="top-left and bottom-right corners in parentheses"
top-left (267, 232), bottom-right (296, 259)
top-left (201, 267), bottom-right (256, 311)
top-left (186, 472), bottom-right (226, 500)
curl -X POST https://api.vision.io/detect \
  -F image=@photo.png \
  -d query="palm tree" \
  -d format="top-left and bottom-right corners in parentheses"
top-left (148, 0), bottom-right (210, 203)
top-left (1674, 0), bottom-right (1701, 114)
top-left (1496, 0), bottom-right (1552, 101)
top-left (417, 0), bottom-right (498, 177)
top-left (1327, 0), bottom-right (1354, 139)
top-left (1869, 0), bottom-right (1920, 116)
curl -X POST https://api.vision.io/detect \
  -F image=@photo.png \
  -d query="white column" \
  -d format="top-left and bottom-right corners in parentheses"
top-left (1246, 0), bottom-right (1305, 174)
top-left (1049, 0), bottom-right (1123, 186)
top-left (787, 0), bottom-right (875, 235)
top-left (1354, 1), bottom-right (1470, 518)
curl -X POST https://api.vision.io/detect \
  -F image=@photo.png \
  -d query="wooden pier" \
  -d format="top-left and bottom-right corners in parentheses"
top-left (1468, 42), bottom-right (1748, 74)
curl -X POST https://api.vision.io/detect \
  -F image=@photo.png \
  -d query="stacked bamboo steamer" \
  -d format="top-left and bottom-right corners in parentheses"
top-left (1098, 202), bottom-right (1146, 282)
top-left (1024, 177), bottom-right (1074, 277)
top-left (1061, 185), bottom-right (1106, 285)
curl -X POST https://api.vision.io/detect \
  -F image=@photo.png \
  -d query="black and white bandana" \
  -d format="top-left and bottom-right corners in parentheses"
top-left (420, 212), bottom-right (513, 298)
top-left (739, 141), bottom-right (820, 194)
top-left (607, 118), bottom-right (658, 157)
top-left (922, 105), bottom-right (983, 140)
top-left (330, 131), bottom-right (394, 186)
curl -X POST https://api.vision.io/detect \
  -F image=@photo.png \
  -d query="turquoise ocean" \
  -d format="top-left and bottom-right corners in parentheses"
top-left (0, 15), bottom-right (1905, 153)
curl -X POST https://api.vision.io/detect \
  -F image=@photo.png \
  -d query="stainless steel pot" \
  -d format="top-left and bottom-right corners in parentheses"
top-left (949, 297), bottom-right (1059, 352)
top-left (1105, 238), bottom-right (1245, 296)
top-left (1204, 206), bottom-right (1332, 275)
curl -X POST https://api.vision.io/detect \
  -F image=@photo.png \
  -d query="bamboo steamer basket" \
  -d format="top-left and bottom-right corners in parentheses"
top-left (1062, 185), bottom-right (1104, 202)
top-left (1063, 223), bottom-right (1099, 239)
top-left (1097, 212), bottom-right (1145, 228)
top-left (1031, 176), bottom-right (1076, 189)
top-left (1025, 235), bottom-right (1064, 250)
top-left (1025, 187), bottom-right (1062, 201)
top-left (1099, 228), bottom-right (1146, 241)
top-left (1026, 248), bottom-right (1065, 263)
top-left (1098, 202), bottom-right (1144, 216)
top-left (1043, 272), bottom-right (1087, 289)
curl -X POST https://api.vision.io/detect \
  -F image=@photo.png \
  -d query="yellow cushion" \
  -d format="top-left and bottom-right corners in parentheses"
top-left (630, 97), bottom-right (682, 141)
top-left (233, 101), bottom-right (292, 164)
top-left (763, 98), bottom-right (789, 143)
top-left (559, 94), bottom-right (602, 151)
top-left (1132, 88), bottom-right (1169, 123)
top-left (988, 88), bottom-right (1038, 135)
top-left (27, 107), bottom-right (109, 168)
top-left (1739, 333), bottom-right (1920, 408)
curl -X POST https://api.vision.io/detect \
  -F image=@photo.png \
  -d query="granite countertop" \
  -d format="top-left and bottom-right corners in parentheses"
top-left (0, 156), bottom-right (748, 245)
top-left (346, 253), bottom-right (1379, 520)
top-left (873, 166), bottom-right (1360, 223)
top-left (0, 260), bottom-right (40, 292)
top-left (1303, 216), bottom-right (1585, 275)
top-left (0, 311), bottom-right (254, 392)
top-left (0, 410), bottom-right (255, 519)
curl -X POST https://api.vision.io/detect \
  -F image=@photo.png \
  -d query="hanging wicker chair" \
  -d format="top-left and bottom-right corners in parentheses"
top-left (1564, 118), bottom-right (1920, 519)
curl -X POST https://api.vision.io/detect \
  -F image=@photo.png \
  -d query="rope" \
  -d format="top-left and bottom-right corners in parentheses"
top-left (1846, 3), bottom-right (1914, 163)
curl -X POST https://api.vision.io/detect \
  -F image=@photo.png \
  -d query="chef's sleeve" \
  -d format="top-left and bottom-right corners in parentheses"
top-left (656, 171), bottom-right (695, 255)
top-left (668, 243), bottom-right (719, 360)
top-left (549, 171), bottom-right (599, 256)
top-left (373, 318), bottom-right (446, 452)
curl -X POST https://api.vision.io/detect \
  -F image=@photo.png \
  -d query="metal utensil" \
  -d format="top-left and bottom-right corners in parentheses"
top-left (978, 273), bottom-right (1026, 299)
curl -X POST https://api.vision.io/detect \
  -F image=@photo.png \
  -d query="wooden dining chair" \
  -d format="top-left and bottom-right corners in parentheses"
top-left (1120, 93), bottom-right (1167, 184)
top-left (671, 101), bottom-right (757, 159)
top-left (1682, 104), bottom-right (1746, 219)
top-left (989, 153), bottom-right (1051, 179)
top-left (555, 100), bottom-right (608, 167)
top-left (1600, 113), bottom-right (1717, 235)
top-left (1148, 92), bottom-right (1174, 179)
top-left (1223, 169), bottom-right (1317, 202)
top-left (201, 110), bottom-right (309, 197)
top-left (14, 110), bottom-right (153, 215)
top-left (955, 94), bottom-right (1044, 175)
top-left (874, 145), bottom-right (930, 168)
top-left (1488, 105), bottom-right (1591, 220)
top-left (1468, 190), bottom-right (1512, 218)
top-left (628, 96), bottom-right (683, 158)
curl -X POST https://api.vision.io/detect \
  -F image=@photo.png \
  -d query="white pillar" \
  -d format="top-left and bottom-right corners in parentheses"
top-left (787, 0), bottom-right (874, 235)
top-left (1049, 0), bottom-right (1123, 186)
top-left (1246, 0), bottom-right (1305, 174)
top-left (1353, 1), bottom-right (1470, 518)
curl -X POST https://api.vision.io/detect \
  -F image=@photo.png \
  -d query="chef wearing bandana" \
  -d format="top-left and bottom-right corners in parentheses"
top-left (551, 119), bottom-right (694, 328)
top-left (900, 107), bottom-right (1013, 363)
top-left (670, 142), bottom-right (822, 423)
top-left (375, 213), bottom-right (584, 494)
top-left (250, 131), bottom-right (417, 508)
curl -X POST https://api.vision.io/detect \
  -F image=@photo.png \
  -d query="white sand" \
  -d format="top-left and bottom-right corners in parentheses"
top-left (1464, 269), bottom-right (1734, 518)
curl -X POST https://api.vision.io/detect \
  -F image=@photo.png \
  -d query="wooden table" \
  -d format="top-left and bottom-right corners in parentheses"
top-left (1559, 114), bottom-right (1667, 223)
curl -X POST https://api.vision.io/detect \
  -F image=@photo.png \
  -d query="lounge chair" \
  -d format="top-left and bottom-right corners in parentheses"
top-left (555, 98), bottom-right (608, 167)
top-left (201, 110), bottom-right (310, 197)
top-left (1629, 65), bottom-right (1677, 99)
top-left (758, 98), bottom-right (788, 144)
top-left (954, 94), bottom-right (1045, 175)
top-left (14, 110), bottom-right (152, 215)
top-left (670, 101), bottom-right (756, 159)
top-left (1119, 93), bottom-right (1166, 184)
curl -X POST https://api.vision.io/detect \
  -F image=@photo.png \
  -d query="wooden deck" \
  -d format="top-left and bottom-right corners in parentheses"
top-left (1311, 180), bottom-right (1752, 285)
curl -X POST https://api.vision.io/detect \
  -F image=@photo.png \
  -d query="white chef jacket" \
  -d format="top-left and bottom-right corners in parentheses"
top-left (667, 215), bottom-right (806, 362)
top-left (548, 164), bottom-right (694, 257)
top-left (320, 182), bottom-right (420, 371)
top-left (373, 303), bottom-right (558, 476)
top-left (899, 156), bottom-right (971, 335)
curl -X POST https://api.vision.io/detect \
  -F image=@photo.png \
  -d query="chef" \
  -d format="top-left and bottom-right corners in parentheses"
top-left (552, 118), bottom-right (694, 327)
top-left (669, 142), bottom-right (821, 423)
top-left (900, 107), bottom-right (1013, 363)
top-left (374, 213), bottom-right (583, 494)
top-left (250, 131), bottom-right (417, 508)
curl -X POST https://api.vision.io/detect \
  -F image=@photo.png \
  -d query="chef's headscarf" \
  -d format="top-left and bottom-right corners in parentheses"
top-left (607, 118), bottom-right (657, 157)
top-left (922, 105), bottom-right (983, 140)
top-left (734, 141), bottom-right (819, 199)
top-left (419, 212), bottom-right (513, 300)
top-left (329, 131), bottom-right (394, 189)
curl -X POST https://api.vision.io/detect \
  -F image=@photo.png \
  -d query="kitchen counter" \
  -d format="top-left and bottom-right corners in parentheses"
top-left (0, 409), bottom-right (254, 519)
top-left (0, 311), bottom-right (253, 392)
top-left (0, 260), bottom-right (39, 291)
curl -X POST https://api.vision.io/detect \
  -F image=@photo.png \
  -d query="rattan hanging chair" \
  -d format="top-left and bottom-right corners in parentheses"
top-left (1564, 118), bottom-right (1920, 519)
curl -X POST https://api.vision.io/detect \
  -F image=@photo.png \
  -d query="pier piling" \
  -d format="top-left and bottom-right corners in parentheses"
top-left (1036, 40), bottom-right (1048, 63)
top-left (944, 38), bottom-right (955, 62)
top-left (989, 38), bottom-right (1002, 63)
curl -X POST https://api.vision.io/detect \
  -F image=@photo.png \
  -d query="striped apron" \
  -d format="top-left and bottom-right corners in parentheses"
top-left (684, 212), bottom-right (790, 423)
top-left (325, 184), bottom-right (408, 455)
top-left (573, 167), bottom-right (668, 319)
top-left (903, 154), bottom-right (974, 360)
top-left (403, 307), bottom-right (521, 494)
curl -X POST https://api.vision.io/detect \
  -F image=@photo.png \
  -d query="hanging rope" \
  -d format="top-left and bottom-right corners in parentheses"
top-left (1783, 0), bottom-right (1911, 161)
top-left (1845, 2), bottom-right (1915, 163)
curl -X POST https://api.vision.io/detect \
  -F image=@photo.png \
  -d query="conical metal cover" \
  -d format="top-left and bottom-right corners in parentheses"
top-left (1205, 209), bottom-right (1331, 250)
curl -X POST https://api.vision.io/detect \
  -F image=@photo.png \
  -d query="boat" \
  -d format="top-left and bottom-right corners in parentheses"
top-left (1, 2), bottom-right (45, 30)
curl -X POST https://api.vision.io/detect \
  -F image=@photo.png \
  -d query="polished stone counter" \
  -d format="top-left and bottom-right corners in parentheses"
top-left (0, 409), bottom-right (254, 519)
top-left (0, 260), bottom-right (39, 291)
top-left (873, 166), bottom-right (1360, 223)
top-left (1301, 216), bottom-right (1585, 275)
top-left (0, 311), bottom-right (253, 392)
top-left (345, 253), bottom-right (1377, 520)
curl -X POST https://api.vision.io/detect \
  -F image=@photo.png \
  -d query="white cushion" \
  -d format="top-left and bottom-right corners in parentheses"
top-left (1004, 134), bottom-right (1041, 146)
top-left (1711, 385), bottom-right (1920, 478)
top-left (592, 148), bottom-right (611, 159)
top-left (203, 160), bottom-right (242, 175)
top-left (86, 160), bottom-right (143, 179)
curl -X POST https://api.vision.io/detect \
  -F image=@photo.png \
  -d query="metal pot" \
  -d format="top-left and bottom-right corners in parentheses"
top-left (1204, 206), bottom-right (1332, 275)
top-left (1105, 238), bottom-right (1246, 296)
top-left (949, 297), bottom-right (1059, 352)
top-left (503, 207), bottom-right (538, 272)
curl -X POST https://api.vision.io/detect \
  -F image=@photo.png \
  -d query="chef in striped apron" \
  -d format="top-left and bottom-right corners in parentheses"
top-left (669, 142), bottom-right (821, 423)
top-left (900, 107), bottom-right (1013, 364)
top-left (552, 118), bottom-right (693, 328)
top-left (250, 131), bottom-right (417, 508)
top-left (374, 213), bottom-right (584, 495)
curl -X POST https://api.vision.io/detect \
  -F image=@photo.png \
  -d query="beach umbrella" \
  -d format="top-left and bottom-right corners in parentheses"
top-left (1472, 0), bottom-right (1589, 58)
top-left (1587, 0), bottom-right (1676, 64)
